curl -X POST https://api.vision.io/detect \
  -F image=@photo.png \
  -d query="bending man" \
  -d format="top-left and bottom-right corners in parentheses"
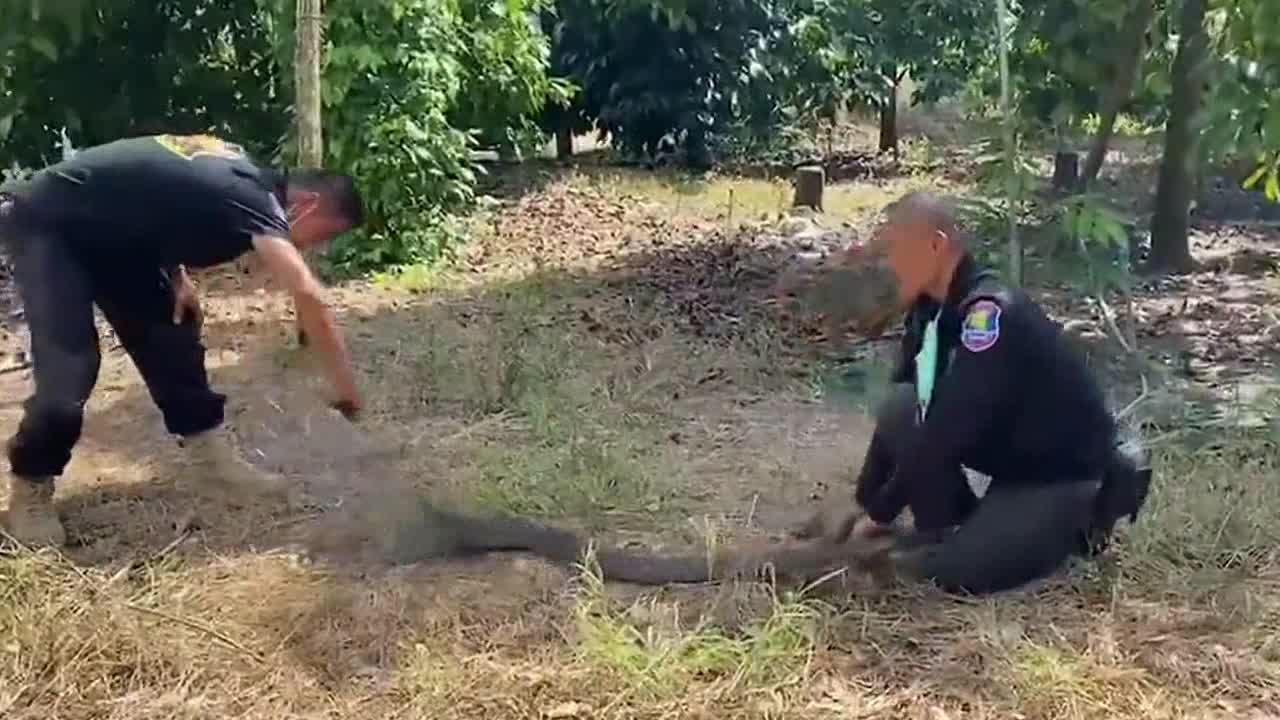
top-left (797, 191), bottom-right (1152, 593)
top-left (0, 134), bottom-right (365, 547)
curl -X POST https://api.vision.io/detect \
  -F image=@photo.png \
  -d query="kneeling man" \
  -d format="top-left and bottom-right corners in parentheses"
top-left (796, 191), bottom-right (1152, 593)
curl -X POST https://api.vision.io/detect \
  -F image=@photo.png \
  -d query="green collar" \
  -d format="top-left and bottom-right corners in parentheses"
top-left (915, 311), bottom-right (940, 421)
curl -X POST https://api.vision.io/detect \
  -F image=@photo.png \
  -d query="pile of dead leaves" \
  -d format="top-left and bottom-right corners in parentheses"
top-left (461, 184), bottom-right (717, 277)
top-left (463, 180), bottom-right (896, 350)
top-left (593, 213), bottom-right (895, 346)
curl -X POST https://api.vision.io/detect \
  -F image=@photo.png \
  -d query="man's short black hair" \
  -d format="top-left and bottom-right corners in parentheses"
top-left (287, 168), bottom-right (365, 228)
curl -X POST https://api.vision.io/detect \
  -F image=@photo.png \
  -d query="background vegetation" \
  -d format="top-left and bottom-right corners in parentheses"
top-left (2, 0), bottom-right (1276, 275)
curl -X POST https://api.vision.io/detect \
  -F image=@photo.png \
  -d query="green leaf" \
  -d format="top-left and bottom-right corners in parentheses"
top-left (1243, 161), bottom-right (1269, 190)
top-left (1266, 169), bottom-right (1280, 203)
top-left (29, 34), bottom-right (58, 61)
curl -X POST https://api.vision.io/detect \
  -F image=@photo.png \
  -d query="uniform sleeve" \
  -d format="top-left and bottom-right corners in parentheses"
top-left (889, 311), bottom-right (921, 384)
top-left (861, 297), bottom-right (1016, 526)
top-left (226, 186), bottom-right (291, 241)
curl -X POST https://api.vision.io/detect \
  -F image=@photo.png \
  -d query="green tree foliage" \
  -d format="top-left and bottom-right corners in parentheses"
top-left (275, 0), bottom-right (477, 273)
top-left (542, 0), bottom-right (787, 165)
top-left (810, 0), bottom-right (991, 154)
top-left (450, 0), bottom-right (576, 159)
top-left (0, 0), bottom-right (287, 167)
top-left (2, 0), bottom-right (564, 275)
top-left (1208, 0), bottom-right (1280, 200)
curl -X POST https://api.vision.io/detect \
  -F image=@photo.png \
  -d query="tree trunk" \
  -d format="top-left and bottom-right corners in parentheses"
top-left (1149, 0), bottom-right (1209, 274)
top-left (1052, 151), bottom-right (1080, 190)
top-left (685, 123), bottom-right (712, 170)
top-left (1081, 0), bottom-right (1155, 187)
top-left (555, 125), bottom-right (573, 160)
top-left (794, 166), bottom-right (825, 211)
top-left (294, 0), bottom-right (324, 346)
top-left (878, 65), bottom-right (899, 157)
top-left (295, 0), bottom-right (324, 169)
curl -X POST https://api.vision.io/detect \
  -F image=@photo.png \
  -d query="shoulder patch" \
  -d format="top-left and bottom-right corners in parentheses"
top-left (154, 134), bottom-right (246, 161)
top-left (960, 299), bottom-right (1002, 352)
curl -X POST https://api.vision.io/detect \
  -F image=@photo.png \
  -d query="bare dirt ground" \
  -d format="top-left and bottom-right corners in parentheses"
top-left (2, 128), bottom-right (1279, 719)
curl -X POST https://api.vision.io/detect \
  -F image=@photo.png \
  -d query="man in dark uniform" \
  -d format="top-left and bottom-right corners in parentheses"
top-left (796, 191), bottom-right (1152, 593)
top-left (0, 134), bottom-right (365, 547)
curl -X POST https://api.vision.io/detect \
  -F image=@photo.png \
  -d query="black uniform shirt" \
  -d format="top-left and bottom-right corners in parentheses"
top-left (16, 134), bottom-right (290, 270)
top-left (860, 253), bottom-right (1118, 526)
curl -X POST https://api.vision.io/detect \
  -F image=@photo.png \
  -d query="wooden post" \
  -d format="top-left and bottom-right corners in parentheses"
top-left (996, 0), bottom-right (1022, 285)
top-left (294, 0), bottom-right (324, 345)
top-left (793, 165), bottom-right (825, 211)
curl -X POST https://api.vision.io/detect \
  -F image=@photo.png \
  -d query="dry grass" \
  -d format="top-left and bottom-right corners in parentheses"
top-left (2, 123), bottom-right (1279, 719)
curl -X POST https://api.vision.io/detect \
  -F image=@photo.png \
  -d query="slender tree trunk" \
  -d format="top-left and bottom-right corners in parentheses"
top-left (295, 0), bottom-right (324, 168)
top-left (878, 64), bottom-right (899, 156)
top-left (995, 0), bottom-right (1021, 284)
top-left (1081, 0), bottom-right (1155, 187)
top-left (294, 0), bottom-right (324, 345)
top-left (1149, 0), bottom-right (1209, 274)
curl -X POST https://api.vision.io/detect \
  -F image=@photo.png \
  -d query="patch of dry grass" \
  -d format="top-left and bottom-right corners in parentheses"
top-left (558, 166), bottom-right (967, 229)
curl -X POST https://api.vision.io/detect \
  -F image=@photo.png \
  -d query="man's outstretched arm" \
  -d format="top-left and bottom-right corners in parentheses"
top-left (250, 233), bottom-right (361, 416)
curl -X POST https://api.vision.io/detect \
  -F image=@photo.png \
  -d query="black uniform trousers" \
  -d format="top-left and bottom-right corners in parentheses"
top-left (856, 384), bottom-right (1114, 594)
top-left (1, 193), bottom-right (226, 480)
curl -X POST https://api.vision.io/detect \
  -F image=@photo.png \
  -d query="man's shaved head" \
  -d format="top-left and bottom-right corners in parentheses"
top-left (872, 191), bottom-right (969, 306)
top-left (880, 191), bottom-right (964, 250)
top-left (890, 188), bottom-right (962, 229)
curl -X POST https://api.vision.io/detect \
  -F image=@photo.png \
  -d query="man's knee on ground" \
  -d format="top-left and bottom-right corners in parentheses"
top-left (7, 399), bottom-right (87, 477)
top-left (897, 480), bottom-right (1100, 595)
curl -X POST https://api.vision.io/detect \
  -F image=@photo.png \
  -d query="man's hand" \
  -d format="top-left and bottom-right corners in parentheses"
top-left (850, 515), bottom-right (895, 539)
top-left (793, 499), bottom-right (862, 545)
top-left (172, 266), bottom-right (204, 331)
top-left (250, 233), bottom-right (362, 417)
top-left (331, 397), bottom-right (361, 421)
top-left (794, 496), bottom-right (897, 544)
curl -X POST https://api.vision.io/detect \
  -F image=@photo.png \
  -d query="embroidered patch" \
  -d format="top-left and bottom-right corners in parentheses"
top-left (154, 134), bottom-right (246, 161)
top-left (960, 299), bottom-right (1002, 352)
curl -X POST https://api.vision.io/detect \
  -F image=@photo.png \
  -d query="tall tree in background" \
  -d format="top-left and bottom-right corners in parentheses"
top-left (293, 0), bottom-right (324, 345)
top-left (814, 0), bottom-right (989, 157)
top-left (995, 0), bottom-right (1020, 283)
top-left (1080, 0), bottom-right (1157, 187)
top-left (1149, 0), bottom-right (1209, 273)
top-left (295, 0), bottom-right (324, 169)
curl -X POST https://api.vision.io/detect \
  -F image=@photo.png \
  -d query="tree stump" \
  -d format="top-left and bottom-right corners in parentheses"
top-left (555, 127), bottom-right (573, 160)
top-left (1052, 151), bottom-right (1080, 190)
top-left (794, 165), bottom-right (825, 211)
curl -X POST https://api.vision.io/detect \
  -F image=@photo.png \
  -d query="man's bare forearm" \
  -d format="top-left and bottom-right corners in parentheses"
top-left (293, 291), bottom-right (357, 398)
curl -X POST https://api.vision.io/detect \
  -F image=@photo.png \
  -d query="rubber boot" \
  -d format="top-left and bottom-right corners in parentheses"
top-left (5, 472), bottom-right (66, 547)
top-left (182, 427), bottom-right (290, 503)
